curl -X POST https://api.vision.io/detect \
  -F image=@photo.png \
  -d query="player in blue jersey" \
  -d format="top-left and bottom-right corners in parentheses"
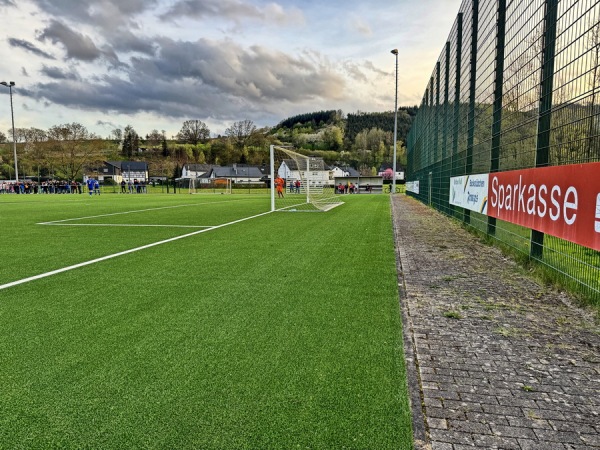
top-left (86, 178), bottom-right (95, 196)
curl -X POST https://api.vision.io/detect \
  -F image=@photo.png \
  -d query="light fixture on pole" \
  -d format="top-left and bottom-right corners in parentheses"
top-left (1, 81), bottom-right (18, 182)
top-left (390, 49), bottom-right (398, 195)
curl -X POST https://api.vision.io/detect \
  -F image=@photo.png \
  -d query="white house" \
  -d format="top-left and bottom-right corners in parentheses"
top-left (182, 164), bottom-right (213, 179)
top-left (278, 157), bottom-right (331, 186)
top-left (201, 164), bottom-right (264, 184)
top-left (330, 165), bottom-right (360, 179)
top-left (99, 161), bottom-right (149, 183)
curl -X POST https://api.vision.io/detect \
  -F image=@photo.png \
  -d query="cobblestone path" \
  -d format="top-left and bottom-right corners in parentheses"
top-left (392, 195), bottom-right (600, 450)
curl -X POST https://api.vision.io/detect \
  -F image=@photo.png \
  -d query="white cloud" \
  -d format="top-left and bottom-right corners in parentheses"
top-left (0, 0), bottom-right (463, 137)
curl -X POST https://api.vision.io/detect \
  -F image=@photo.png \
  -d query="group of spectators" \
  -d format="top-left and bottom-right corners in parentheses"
top-left (337, 182), bottom-right (359, 194)
top-left (0, 180), bottom-right (89, 194)
top-left (120, 179), bottom-right (147, 194)
top-left (0, 178), bottom-right (152, 195)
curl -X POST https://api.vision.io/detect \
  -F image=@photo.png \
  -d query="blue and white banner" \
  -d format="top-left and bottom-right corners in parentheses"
top-left (449, 174), bottom-right (489, 214)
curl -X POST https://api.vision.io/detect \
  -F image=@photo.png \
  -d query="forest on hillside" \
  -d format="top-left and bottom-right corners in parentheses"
top-left (0, 108), bottom-right (417, 180)
top-left (345, 107), bottom-right (418, 143)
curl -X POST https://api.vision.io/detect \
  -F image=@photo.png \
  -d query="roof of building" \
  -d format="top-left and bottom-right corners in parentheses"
top-left (184, 164), bottom-right (213, 171)
top-left (106, 160), bottom-right (148, 170)
top-left (200, 165), bottom-right (264, 179)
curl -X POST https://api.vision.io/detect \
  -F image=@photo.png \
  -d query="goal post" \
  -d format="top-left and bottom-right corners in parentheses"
top-left (270, 145), bottom-right (343, 212)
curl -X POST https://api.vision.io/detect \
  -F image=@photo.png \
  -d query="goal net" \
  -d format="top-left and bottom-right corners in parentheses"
top-left (186, 177), bottom-right (231, 194)
top-left (270, 145), bottom-right (343, 212)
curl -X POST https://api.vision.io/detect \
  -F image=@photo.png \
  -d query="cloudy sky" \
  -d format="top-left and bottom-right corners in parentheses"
top-left (0, 0), bottom-right (462, 139)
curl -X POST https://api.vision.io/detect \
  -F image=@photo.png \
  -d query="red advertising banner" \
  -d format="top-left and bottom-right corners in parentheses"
top-left (487, 162), bottom-right (600, 251)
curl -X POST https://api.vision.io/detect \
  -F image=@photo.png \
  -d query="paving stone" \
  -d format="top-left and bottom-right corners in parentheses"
top-left (392, 196), bottom-right (600, 449)
top-left (517, 439), bottom-right (567, 450)
top-left (428, 429), bottom-right (474, 446)
top-left (464, 411), bottom-right (510, 427)
top-left (430, 442), bottom-right (454, 450)
top-left (533, 429), bottom-right (584, 444)
top-left (427, 417), bottom-right (448, 430)
top-left (491, 424), bottom-right (538, 439)
top-left (506, 416), bottom-right (551, 429)
top-left (471, 434), bottom-right (521, 449)
top-left (581, 433), bottom-right (600, 446)
top-left (447, 419), bottom-right (492, 435)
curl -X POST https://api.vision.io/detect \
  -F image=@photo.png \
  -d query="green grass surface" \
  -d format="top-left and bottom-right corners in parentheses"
top-left (0, 193), bottom-right (412, 448)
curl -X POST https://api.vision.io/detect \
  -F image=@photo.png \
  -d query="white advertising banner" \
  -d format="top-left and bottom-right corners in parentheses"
top-left (449, 174), bottom-right (489, 214)
top-left (406, 180), bottom-right (420, 195)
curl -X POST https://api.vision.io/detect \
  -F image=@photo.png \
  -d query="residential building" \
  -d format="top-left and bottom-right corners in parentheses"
top-left (201, 164), bottom-right (264, 184)
top-left (98, 161), bottom-right (149, 183)
top-left (330, 165), bottom-right (360, 178)
top-left (182, 164), bottom-right (213, 179)
top-left (278, 157), bottom-right (331, 186)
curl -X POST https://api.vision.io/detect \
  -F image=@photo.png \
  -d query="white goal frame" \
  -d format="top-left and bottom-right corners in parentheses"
top-left (270, 145), bottom-right (343, 212)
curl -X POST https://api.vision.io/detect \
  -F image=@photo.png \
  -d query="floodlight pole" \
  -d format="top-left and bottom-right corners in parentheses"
top-left (1, 81), bottom-right (18, 181)
top-left (391, 49), bottom-right (398, 195)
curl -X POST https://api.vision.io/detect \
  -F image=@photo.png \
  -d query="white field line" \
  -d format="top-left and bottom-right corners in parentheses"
top-left (41, 223), bottom-right (212, 228)
top-left (37, 199), bottom-right (240, 225)
top-left (0, 210), bottom-right (272, 292)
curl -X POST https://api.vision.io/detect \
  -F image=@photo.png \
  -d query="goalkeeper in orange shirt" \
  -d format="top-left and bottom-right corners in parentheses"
top-left (275, 176), bottom-right (285, 198)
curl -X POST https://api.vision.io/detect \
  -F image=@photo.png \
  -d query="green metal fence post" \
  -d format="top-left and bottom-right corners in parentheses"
top-left (452, 14), bottom-right (463, 218)
top-left (488, 0), bottom-right (507, 236)
top-left (530, 0), bottom-right (558, 259)
top-left (443, 43), bottom-right (450, 164)
top-left (442, 42), bottom-right (451, 213)
top-left (434, 62), bottom-right (441, 208)
top-left (464, 0), bottom-right (479, 225)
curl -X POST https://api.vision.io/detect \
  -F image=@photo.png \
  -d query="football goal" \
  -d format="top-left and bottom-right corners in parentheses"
top-left (187, 177), bottom-right (231, 194)
top-left (270, 145), bottom-right (343, 212)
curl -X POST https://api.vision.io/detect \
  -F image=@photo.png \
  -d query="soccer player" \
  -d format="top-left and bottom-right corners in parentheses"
top-left (86, 177), bottom-right (95, 196)
top-left (275, 176), bottom-right (285, 198)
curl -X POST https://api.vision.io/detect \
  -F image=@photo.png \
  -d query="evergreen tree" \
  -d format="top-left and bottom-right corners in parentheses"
top-left (122, 125), bottom-right (139, 159)
top-left (161, 135), bottom-right (169, 157)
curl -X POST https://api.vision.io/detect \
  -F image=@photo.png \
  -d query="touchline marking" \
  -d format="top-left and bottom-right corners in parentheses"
top-left (0, 210), bottom-right (273, 292)
top-left (41, 223), bottom-right (213, 228)
top-left (37, 199), bottom-right (244, 225)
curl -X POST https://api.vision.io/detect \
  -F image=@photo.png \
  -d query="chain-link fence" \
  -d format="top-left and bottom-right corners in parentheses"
top-left (406, 0), bottom-right (600, 303)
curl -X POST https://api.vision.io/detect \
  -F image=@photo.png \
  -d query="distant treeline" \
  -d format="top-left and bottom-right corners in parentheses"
top-left (276, 110), bottom-right (341, 129)
top-left (346, 107), bottom-right (418, 143)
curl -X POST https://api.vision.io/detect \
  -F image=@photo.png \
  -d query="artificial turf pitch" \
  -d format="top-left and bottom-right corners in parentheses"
top-left (0, 193), bottom-right (412, 448)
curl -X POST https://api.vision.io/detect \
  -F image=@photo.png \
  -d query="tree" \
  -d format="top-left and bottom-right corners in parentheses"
top-left (110, 128), bottom-right (123, 143)
top-left (176, 120), bottom-right (210, 145)
top-left (145, 129), bottom-right (163, 149)
top-left (225, 120), bottom-right (257, 151)
top-left (323, 126), bottom-right (344, 150)
top-left (18, 128), bottom-right (49, 178)
top-left (45, 122), bottom-right (104, 180)
top-left (122, 125), bottom-right (139, 158)
top-left (0, 131), bottom-right (6, 143)
top-left (210, 138), bottom-right (235, 165)
top-left (161, 134), bottom-right (170, 157)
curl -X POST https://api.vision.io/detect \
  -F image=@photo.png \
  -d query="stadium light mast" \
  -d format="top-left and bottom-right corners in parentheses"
top-left (1, 81), bottom-right (18, 181)
top-left (390, 49), bottom-right (398, 195)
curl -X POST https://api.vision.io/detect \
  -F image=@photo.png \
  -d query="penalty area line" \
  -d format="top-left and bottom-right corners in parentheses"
top-left (0, 210), bottom-right (273, 292)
